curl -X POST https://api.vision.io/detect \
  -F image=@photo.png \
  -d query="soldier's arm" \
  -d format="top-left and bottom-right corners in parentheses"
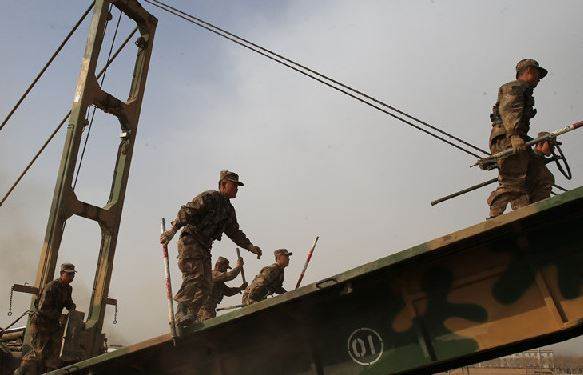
top-left (499, 84), bottom-right (526, 137)
top-left (212, 267), bottom-right (241, 283)
top-left (171, 193), bottom-right (210, 230)
top-left (36, 283), bottom-right (55, 312)
top-left (223, 285), bottom-right (243, 297)
top-left (223, 214), bottom-right (253, 250)
top-left (65, 287), bottom-right (76, 311)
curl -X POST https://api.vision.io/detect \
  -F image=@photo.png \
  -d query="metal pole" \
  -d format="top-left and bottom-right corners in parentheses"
top-left (431, 178), bottom-right (498, 206)
top-left (235, 247), bottom-right (246, 284)
top-left (216, 304), bottom-right (245, 312)
top-left (295, 236), bottom-right (319, 289)
top-left (161, 218), bottom-right (177, 342)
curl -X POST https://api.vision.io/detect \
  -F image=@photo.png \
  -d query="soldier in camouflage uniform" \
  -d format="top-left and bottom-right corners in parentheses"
top-left (15, 263), bottom-right (77, 375)
top-left (198, 256), bottom-right (248, 321)
top-left (242, 249), bottom-right (292, 305)
top-left (487, 59), bottom-right (555, 217)
top-left (160, 170), bottom-right (262, 327)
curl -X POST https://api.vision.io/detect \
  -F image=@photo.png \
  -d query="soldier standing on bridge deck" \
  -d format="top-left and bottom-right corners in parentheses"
top-left (198, 256), bottom-right (248, 321)
top-left (487, 59), bottom-right (555, 218)
top-left (242, 249), bottom-right (291, 305)
top-left (160, 170), bottom-right (262, 327)
top-left (15, 263), bottom-right (77, 375)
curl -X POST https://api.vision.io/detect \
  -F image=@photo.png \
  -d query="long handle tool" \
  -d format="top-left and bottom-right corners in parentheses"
top-left (161, 218), bottom-right (177, 342)
top-left (295, 236), bottom-right (320, 289)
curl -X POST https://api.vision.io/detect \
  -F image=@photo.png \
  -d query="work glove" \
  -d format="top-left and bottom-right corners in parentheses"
top-left (160, 227), bottom-right (177, 245)
top-left (240, 282), bottom-right (248, 291)
top-left (247, 245), bottom-right (262, 259)
top-left (510, 135), bottom-right (526, 152)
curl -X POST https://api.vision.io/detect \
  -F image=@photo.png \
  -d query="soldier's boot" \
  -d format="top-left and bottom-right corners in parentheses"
top-left (510, 194), bottom-right (529, 211)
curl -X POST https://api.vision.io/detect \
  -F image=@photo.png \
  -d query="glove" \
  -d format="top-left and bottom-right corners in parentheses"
top-left (510, 135), bottom-right (526, 152)
top-left (240, 282), bottom-right (248, 290)
top-left (247, 245), bottom-right (262, 259)
top-left (160, 227), bottom-right (177, 245)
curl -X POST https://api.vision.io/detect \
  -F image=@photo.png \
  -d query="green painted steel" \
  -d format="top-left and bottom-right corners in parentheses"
top-left (23, 0), bottom-right (157, 361)
top-left (51, 187), bottom-right (583, 374)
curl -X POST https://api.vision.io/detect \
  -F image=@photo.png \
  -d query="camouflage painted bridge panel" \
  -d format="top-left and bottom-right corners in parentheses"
top-left (52, 187), bottom-right (583, 374)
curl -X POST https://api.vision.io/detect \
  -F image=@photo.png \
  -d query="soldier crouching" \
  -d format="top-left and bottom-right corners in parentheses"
top-left (242, 249), bottom-right (291, 305)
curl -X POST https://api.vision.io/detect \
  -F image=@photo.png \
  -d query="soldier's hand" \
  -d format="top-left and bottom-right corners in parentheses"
top-left (240, 282), bottom-right (248, 290)
top-left (236, 258), bottom-right (244, 268)
top-left (510, 135), bottom-right (526, 152)
top-left (160, 227), bottom-right (177, 245)
top-left (247, 245), bottom-right (262, 259)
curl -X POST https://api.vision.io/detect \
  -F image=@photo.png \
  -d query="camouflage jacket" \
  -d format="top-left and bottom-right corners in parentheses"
top-left (172, 190), bottom-right (252, 250)
top-left (207, 267), bottom-right (242, 309)
top-left (489, 79), bottom-right (537, 145)
top-left (35, 279), bottom-right (75, 324)
top-left (246, 263), bottom-right (286, 302)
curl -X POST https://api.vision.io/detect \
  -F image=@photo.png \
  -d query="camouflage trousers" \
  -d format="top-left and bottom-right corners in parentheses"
top-left (198, 300), bottom-right (217, 321)
top-left (241, 291), bottom-right (260, 306)
top-left (487, 136), bottom-right (554, 217)
top-left (174, 235), bottom-right (212, 326)
top-left (16, 319), bottom-right (63, 374)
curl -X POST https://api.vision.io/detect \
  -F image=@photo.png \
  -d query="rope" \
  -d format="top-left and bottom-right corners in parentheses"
top-left (0, 2), bottom-right (95, 134)
top-left (143, 0), bottom-right (488, 158)
top-left (73, 7), bottom-right (123, 190)
top-left (0, 28), bottom-right (138, 208)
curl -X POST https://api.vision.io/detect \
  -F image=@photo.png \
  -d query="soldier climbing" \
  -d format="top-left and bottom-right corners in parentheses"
top-left (243, 249), bottom-right (292, 305)
top-left (160, 170), bottom-right (262, 327)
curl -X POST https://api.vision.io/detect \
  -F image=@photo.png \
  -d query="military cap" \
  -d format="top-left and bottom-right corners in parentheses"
top-left (216, 256), bottom-right (232, 269)
top-left (220, 170), bottom-right (244, 186)
top-left (515, 59), bottom-right (548, 79)
top-left (274, 249), bottom-right (292, 258)
top-left (60, 263), bottom-right (77, 274)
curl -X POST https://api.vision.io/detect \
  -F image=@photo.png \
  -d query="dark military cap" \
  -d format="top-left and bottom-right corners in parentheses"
top-left (60, 263), bottom-right (77, 274)
top-left (274, 249), bottom-right (292, 258)
top-left (216, 256), bottom-right (232, 269)
top-left (220, 170), bottom-right (244, 186)
top-left (516, 59), bottom-right (548, 79)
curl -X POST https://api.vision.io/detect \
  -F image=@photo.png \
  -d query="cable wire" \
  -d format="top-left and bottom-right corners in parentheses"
top-left (143, 0), bottom-right (488, 158)
top-left (0, 28), bottom-right (138, 208)
top-left (0, 2), bottom-right (95, 134)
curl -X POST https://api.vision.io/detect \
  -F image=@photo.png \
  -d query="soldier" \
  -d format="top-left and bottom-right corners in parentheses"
top-left (487, 59), bottom-right (555, 217)
top-left (198, 256), bottom-right (248, 321)
top-left (15, 263), bottom-right (77, 375)
top-left (242, 249), bottom-right (291, 305)
top-left (160, 170), bottom-right (262, 327)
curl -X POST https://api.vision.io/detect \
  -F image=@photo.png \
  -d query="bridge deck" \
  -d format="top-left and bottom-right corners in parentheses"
top-left (52, 187), bottom-right (583, 374)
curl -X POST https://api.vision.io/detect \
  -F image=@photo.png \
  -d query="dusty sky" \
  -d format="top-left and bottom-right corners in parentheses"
top-left (1, 0), bottom-right (582, 356)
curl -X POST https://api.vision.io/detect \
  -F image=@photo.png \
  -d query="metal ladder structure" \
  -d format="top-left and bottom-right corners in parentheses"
top-left (21, 0), bottom-right (157, 361)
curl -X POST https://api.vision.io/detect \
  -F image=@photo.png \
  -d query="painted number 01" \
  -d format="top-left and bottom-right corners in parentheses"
top-left (347, 328), bottom-right (383, 366)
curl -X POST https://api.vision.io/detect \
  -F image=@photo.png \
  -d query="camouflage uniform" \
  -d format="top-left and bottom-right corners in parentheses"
top-left (242, 250), bottom-right (290, 305)
top-left (17, 275), bottom-right (76, 374)
top-left (487, 59), bottom-right (554, 217)
top-left (171, 190), bottom-right (254, 325)
top-left (198, 258), bottom-right (243, 321)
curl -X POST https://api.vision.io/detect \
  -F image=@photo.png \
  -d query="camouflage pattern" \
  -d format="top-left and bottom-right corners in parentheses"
top-left (242, 264), bottom-right (286, 305)
top-left (17, 279), bottom-right (75, 374)
top-left (515, 58), bottom-right (548, 79)
top-left (171, 190), bottom-right (254, 325)
top-left (198, 265), bottom-right (243, 321)
top-left (171, 190), bottom-right (252, 251)
top-left (488, 78), bottom-right (553, 216)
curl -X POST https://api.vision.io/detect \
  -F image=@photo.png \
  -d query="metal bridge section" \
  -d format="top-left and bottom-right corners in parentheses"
top-left (52, 187), bottom-right (583, 374)
top-left (23, 0), bottom-right (157, 360)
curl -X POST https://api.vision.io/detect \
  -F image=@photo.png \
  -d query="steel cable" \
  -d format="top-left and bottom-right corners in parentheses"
top-left (0, 2), bottom-right (95, 134)
top-left (144, 0), bottom-right (488, 158)
top-left (0, 28), bottom-right (138, 208)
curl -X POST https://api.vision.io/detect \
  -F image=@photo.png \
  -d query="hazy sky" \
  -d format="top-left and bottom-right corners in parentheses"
top-left (1, 0), bottom-right (582, 356)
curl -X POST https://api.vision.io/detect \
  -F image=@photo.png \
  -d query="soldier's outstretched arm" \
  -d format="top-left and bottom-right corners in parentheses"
top-left (224, 215), bottom-right (262, 258)
top-left (213, 267), bottom-right (241, 283)
top-left (224, 285), bottom-right (243, 297)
